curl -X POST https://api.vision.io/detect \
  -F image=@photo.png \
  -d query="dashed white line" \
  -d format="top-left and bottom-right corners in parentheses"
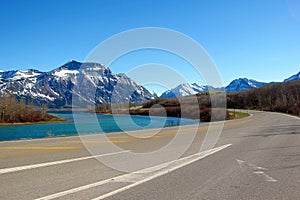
top-left (253, 171), bottom-right (277, 182)
top-left (236, 159), bottom-right (278, 182)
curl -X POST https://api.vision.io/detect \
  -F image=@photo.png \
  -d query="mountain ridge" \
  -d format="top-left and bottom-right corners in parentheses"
top-left (0, 61), bottom-right (153, 108)
top-left (284, 71), bottom-right (300, 82)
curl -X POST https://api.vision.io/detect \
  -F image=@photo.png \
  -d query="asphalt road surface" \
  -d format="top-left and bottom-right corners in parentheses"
top-left (0, 110), bottom-right (299, 200)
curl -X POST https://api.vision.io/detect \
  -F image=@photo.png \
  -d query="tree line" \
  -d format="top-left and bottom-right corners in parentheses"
top-left (0, 95), bottom-right (57, 123)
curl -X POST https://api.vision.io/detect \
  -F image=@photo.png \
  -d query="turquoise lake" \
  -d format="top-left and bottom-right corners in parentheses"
top-left (0, 112), bottom-right (199, 141)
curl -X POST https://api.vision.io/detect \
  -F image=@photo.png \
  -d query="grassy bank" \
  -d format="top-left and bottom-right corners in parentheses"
top-left (227, 110), bottom-right (250, 119)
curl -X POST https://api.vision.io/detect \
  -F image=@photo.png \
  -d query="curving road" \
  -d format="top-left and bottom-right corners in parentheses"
top-left (0, 110), bottom-right (299, 200)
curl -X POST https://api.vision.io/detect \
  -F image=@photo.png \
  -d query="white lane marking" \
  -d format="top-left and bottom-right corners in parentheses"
top-left (93, 144), bottom-right (232, 200)
top-left (253, 166), bottom-right (267, 170)
top-left (236, 159), bottom-right (277, 182)
top-left (0, 151), bottom-right (129, 175)
top-left (253, 171), bottom-right (277, 182)
top-left (36, 144), bottom-right (232, 200)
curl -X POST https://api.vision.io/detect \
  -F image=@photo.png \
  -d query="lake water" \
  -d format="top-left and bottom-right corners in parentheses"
top-left (0, 111), bottom-right (199, 141)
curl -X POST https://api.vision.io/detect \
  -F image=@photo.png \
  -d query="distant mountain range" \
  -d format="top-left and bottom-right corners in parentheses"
top-left (0, 61), bottom-right (153, 108)
top-left (160, 72), bottom-right (300, 98)
top-left (0, 60), bottom-right (299, 105)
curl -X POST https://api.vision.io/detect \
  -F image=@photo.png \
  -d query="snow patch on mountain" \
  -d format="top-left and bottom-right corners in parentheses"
top-left (284, 71), bottom-right (300, 82)
top-left (54, 69), bottom-right (79, 78)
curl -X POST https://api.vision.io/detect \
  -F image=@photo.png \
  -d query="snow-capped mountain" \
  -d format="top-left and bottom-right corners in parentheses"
top-left (0, 61), bottom-right (153, 108)
top-left (284, 71), bottom-right (300, 82)
top-left (225, 78), bottom-right (267, 92)
top-left (160, 83), bottom-right (214, 98)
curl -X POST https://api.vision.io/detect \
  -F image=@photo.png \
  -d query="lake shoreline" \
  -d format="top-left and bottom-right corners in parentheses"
top-left (0, 109), bottom-right (250, 141)
top-left (0, 118), bottom-right (69, 126)
top-left (0, 110), bottom-right (253, 143)
top-left (0, 112), bottom-right (198, 142)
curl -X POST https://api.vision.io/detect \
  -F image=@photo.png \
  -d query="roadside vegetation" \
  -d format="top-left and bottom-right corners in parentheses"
top-left (0, 95), bottom-right (63, 124)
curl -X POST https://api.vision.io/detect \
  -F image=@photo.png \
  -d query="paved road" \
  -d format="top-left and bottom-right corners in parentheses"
top-left (0, 110), bottom-right (299, 199)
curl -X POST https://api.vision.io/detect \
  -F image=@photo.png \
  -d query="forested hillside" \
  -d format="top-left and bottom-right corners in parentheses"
top-left (227, 80), bottom-right (300, 115)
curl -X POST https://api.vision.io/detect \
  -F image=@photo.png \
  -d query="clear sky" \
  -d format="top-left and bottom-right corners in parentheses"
top-left (0, 0), bottom-right (300, 91)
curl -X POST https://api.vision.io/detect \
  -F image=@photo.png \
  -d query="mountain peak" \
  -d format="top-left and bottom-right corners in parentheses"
top-left (160, 83), bottom-right (209, 98)
top-left (68, 60), bottom-right (80, 64)
top-left (52, 61), bottom-right (109, 76)
top-left (59, 60), bottom-right (83, 71)
top-left (225, 78), bottom-right (267, 92)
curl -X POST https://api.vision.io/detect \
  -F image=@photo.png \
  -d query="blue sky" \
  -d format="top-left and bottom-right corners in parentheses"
top-left (0, 0), bottom-right (300, 92)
